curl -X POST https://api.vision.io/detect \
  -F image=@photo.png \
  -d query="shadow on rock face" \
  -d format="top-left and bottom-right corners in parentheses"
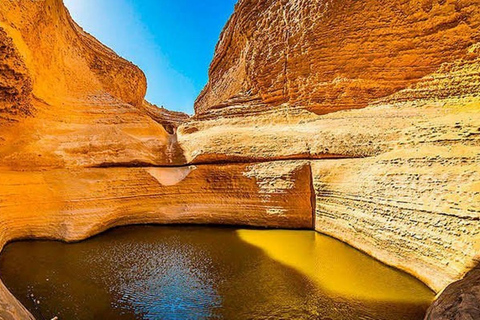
top-left (425, 263), bottom-right (480, 320)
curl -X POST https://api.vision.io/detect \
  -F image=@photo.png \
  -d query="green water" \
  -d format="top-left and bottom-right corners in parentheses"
top-left (0, 226), bottom-right (433, 319)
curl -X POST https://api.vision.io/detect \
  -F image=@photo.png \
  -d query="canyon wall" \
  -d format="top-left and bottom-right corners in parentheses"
top-left (185, 0), bottom-right (480, 317)
top-left (195, 0), bottom-right (480, 116)
top-left (0, 1), bottom-right (314, 317)
top-left (0, 0), bottom-right (479, 319)
top-left (0, 163), bottom-right (313, 242)
top-left (183, 0), bottom-right (480, 294)
top-left (0, 0), bottom-right (186, 169)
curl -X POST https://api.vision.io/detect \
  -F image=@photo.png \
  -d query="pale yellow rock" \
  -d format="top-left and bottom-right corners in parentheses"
top-left (179, 67), bottom-right (480, 293)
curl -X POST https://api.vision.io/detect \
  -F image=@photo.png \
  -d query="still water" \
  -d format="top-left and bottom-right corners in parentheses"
top-left (0, 226), bottom-right (434, 320)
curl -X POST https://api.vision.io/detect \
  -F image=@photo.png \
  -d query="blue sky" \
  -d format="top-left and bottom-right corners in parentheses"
top-left (64, 0), bottom-right (237, 114)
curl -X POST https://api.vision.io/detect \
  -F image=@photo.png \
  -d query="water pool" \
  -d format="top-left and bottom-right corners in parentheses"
top-left (0, 226), bottom-right (434, 319)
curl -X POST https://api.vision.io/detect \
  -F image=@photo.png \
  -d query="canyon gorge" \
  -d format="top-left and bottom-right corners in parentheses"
top-left (0, 0), bottom-right (479, 319)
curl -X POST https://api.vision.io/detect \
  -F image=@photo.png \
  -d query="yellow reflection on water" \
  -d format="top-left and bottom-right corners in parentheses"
top-left (237, 229), bottom-right (434, 304)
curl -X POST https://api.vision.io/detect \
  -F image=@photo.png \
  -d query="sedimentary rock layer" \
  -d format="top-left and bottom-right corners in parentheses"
top-left (0, 0), bottom-right (145, 108)
top-left (180, 7), bottom-right (480, 296)
top-left (180, 49), bottom-right (480, 294)
top-left (312, 154), bottom-right (479, 293)
top-left (1, 0), bottom-right (480, 319)
top-left (0, 161), bottom-right (313, 318)
top-left (0, 0), bottom-right (188, 169)
top-left (0, 28), bottom-right (32, 123)
top-left (0, 163), bottom-right (313, 242)
top-left (139, 100), bottom-right (190, 134)
top-left (195, 0), bottom-right (480, 115)
top-left (179, 95), bottom-right (480, 293)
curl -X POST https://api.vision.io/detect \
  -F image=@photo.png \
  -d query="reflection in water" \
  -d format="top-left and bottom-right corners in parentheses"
top-left (0, 226), bottom-right (434, 320)
top-left (238, 230), bottom-right (434, 303)
top-left (109, 238), bottom-right (221, 319)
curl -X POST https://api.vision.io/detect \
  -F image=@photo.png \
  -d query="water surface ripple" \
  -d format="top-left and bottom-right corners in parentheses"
top-left (0, 226), bottom-right (433, 319)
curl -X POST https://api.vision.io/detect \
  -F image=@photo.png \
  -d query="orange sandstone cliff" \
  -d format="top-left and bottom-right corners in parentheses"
top-left (181, 0), bottom-right (480, 318)
top-left (180, 0), bottom-right (480, 295)
top-left (0, 0), bottom-right (184, 169)
top-left (195, 0), bottom-right (480, 116)
top-left (0, 0), bottom-right (480, 319)
top-left (0, 1), bottom-right (314, 318)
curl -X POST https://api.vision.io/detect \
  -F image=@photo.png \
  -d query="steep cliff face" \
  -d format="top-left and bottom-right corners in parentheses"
top-left (195, 0), bottom-right (480, 116)
top-left (0, 0), bottom-right (187, 169)
top-left (0, 0), bottom-right (145, 107)
top-left (182, 0), bottom-right (480, 314)
top-left (180, 71), bottom-right (480, 294)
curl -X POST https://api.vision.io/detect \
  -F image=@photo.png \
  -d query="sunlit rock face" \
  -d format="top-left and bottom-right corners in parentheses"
top-left (0, 163), bottom-right (313, 244)
top-left (0, 2), bottom-right (191, 317)
top-left (179, 0), bottom-right (480, 311)
top-left (195, 0), bottom-right (480, 116)
top-left (0, 0), bottom-right (187, 169)
top-left (0, 28), bottom-right (32, 123)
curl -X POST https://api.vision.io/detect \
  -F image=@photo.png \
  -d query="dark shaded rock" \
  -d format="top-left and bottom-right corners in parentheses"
top-left (425, 264), bottom-right (480, 320)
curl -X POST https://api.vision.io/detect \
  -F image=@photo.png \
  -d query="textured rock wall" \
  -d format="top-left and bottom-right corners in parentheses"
top-left (1, 0), bottom-right (480, 318)
top-left (181, 0), bottom-right (480, 298)
top-left (425, 263), bottom-right (480, 320)
top-left (0, 0), bottom-right (188, 169)
top-left (312, 153), bottom-right (479, 292)
top-left (180, 94), bottom-right (480, 293)
top-left (195, 0), bottom-right (480, 115)
top-left (0, 0), bottom-right (146, 107)
top-left (0, 162), bottom-right (313, 318)
top-left (0, 28), bottom-right (32, 123)
top-left (140, 100), bottom-right (190, 133)
top-left (0, 163), bottom-right (312, 242)
top-left (179, 47), bottom-right (480, 294)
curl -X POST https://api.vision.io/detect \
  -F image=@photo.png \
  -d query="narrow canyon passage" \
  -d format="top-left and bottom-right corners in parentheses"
top-left (0, 226), bottom-right (433, 320)
top-left (1, 0), bottom-right (479, 318)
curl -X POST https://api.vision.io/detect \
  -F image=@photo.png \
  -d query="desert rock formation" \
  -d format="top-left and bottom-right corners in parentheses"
top-left (185, 0), bottom-right (480, 317)
top-left (195, 0), bottom-right (480, 116)
top-left (0, 0), bottom-right (185, 169)
top-left (182, 0), bottom-right (480, 295)
top-left (0, 0), bottom-right (479, 319)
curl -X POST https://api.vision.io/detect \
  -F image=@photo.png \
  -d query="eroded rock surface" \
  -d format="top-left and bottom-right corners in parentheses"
top-left (195, 0), bottom-right (480, 115)
top-left (0, 28), bottom-right (32, 123)
top-left (425, 264), bottom-right (480, 320)
top-left (0, 0), bottom-right (479, 319)
top-left (182, 0), bottom-right (480, 318)
top-left (179, 1), bottom-right (480, 297)
top-left (0, 162), bottom-right (313, 243)
top-left (0, 0), bottom-right (188, 169)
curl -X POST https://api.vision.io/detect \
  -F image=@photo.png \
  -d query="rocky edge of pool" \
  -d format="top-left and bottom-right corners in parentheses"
top-left (0, 0), bottom-right (479, 319)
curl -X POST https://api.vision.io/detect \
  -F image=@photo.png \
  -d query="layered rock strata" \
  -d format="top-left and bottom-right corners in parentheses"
top-left (195, 0), bottom-right (480, 115)
top-left (0, 0), bottom-right (480, 319)
top-left (180, 94), bottom-right (480, 294)
top-left (0, 163), bottom-right (313, 243)
top-left (0, 1), bottom-right (190, 316)
top-left (0, 0), bottom-right (185, 169)
top-left (184, 0), bottom-right (480, 317)
top-left (0, 162), bottom-right (313, 319)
